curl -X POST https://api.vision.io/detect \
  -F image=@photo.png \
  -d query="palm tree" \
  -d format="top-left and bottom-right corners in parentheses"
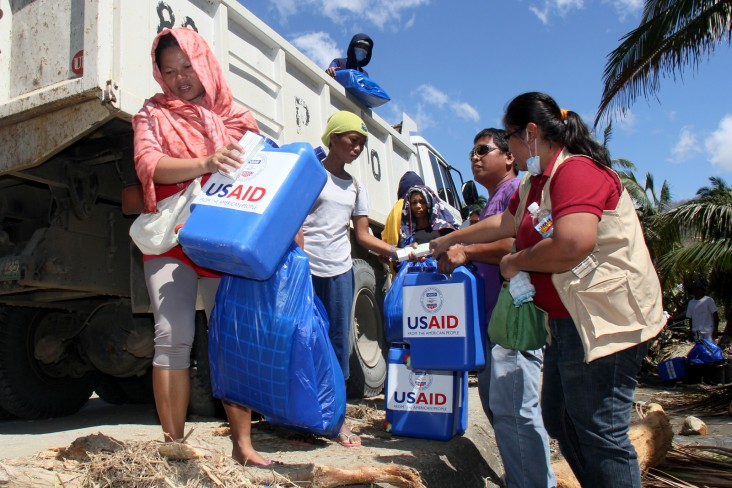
top-left (654, 176), bottom-right (732, 330)
top-left (595, 0), bottom-right (732, 126)
top-left (620, 170), bottom-right (673, 261)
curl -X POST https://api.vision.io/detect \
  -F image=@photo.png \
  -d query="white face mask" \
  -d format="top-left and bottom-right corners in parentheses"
top-left (354, 47), bottom-right (368, 63)
top-left (527, 155), bottom-right (542, 175)
top-left (523, 133), bottom-right (542, 176)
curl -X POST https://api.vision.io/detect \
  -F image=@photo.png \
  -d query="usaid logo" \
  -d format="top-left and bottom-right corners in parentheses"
top-left (239, 154), bottom-right (267, 180)
top-left (420, 287), bottom-right (443, 314)
top-left (409, 371), bottom-right (433, 389)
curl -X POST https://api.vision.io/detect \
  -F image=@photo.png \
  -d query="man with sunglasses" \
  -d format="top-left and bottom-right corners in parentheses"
top-left (437, 129), bottom-right (555, 487)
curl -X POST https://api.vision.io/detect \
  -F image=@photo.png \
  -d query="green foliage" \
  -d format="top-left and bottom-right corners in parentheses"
top-left (653, 177), bottom-right (732, 325)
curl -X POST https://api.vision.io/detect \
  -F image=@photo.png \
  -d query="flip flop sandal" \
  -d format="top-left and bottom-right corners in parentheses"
top-left (334, 432), bottom-right (362, 448)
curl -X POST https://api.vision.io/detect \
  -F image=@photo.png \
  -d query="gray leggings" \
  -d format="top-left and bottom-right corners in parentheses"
top-left (144, 257), bottom-right (219, 370)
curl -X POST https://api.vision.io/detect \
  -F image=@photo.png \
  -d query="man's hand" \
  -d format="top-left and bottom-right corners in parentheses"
top-left (326, 67), bottom-right (337, 78)
top-left (437, 244), bottom-right (469, 275)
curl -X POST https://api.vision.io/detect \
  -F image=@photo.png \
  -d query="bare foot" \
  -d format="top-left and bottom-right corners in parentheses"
top-left (232, 447), bottom-right (271, 467)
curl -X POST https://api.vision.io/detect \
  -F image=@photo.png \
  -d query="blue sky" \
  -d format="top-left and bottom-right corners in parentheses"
top-left (239, 0), bottom-right (732, 202)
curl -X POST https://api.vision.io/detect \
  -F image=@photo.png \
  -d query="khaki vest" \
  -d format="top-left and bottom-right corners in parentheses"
top-left (516, 149), bottom-right (665, 362)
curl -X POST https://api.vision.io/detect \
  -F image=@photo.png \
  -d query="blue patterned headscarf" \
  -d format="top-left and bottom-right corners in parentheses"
top-left (399, 185), bottom-right (458, 246)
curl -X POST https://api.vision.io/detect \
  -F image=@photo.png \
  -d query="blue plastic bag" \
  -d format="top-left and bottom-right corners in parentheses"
top-left (384, 258), bottom-right (438, 343)
top-left (208, 244), bottom-right (346, 436)
top-left (687, 338), bottom-right (724, 365)
top-left (334, 69), bottom-right (391, 108)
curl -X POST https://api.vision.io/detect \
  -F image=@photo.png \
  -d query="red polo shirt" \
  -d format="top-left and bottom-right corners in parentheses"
top-left (508, 148), bottom-right (621, 318)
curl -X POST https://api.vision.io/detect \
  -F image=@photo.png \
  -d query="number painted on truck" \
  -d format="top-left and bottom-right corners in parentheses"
top-left (370, 149), bottom-right (382, 181)
top-left (156, 1), bottom-right (198, 33)
top-left (0, 258), bottom-right (21, 281)
top-left (294, 97), bottom-right (311, 134)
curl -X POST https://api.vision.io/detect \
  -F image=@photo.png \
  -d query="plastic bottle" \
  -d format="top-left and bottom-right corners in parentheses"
top-left (527, 202), bottom-right (553, 238)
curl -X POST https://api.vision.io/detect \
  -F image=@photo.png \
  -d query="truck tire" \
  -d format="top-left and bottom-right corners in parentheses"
top-left (347, 259), bottom-right (387, 398)
top-left (0, 406), bottom-right (14, 420)
top-left (0, 306), bottom-right (98, 419)
top-left (95, 373), bottom-right (154, 405)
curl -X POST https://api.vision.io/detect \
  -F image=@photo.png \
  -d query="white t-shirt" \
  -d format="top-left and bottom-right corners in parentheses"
top-left (303, 171), bottom-right (369, 277)
top-left (686, 295), bottom-right (718, 336)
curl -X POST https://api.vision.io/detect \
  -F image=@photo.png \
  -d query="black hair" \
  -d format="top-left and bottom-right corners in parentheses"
top-left (155, 33), bottom-right (179, 69)
top-left (503, 92), bottom-right (611, 168)
top-left (473, 127), bottom-right (518, 174)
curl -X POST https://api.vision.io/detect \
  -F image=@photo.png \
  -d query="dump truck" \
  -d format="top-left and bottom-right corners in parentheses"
top-left (0, 0), bottom-right (476, 419)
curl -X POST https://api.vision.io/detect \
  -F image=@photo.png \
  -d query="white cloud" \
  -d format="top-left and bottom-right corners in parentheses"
top-left (290, 31), bottom-right (341, 68)
top-left (415, 84), bottom-right (449, 108)
top-left (704, 115), bottom-right (732, 172)
top-left (529, 5), bottom-right (550, 25)
top-left (414, 104), bottom-right (436, 132)
top-left (603, 0), bottom-right (643, 21)
top-left (615, 108), bottom-right (638, 132)
top-left (669, 126), bottom-right (702, 164)
top-left (414, 84), bottom-right (479, 122)
top-left (529, 0), bottom-right (584, 24)
top-left (557, 0), bottom-right (584, 10)
top-left (269, 0), bottom-right (429, 30)
top-left (452, 102), bottom-right (480, 122)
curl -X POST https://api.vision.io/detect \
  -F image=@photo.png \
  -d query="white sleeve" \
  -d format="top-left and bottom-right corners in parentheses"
top-left (353, 183), bottom-right (370, 216)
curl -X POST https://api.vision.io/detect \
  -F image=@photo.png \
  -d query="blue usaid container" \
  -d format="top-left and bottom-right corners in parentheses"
top-left (400, 264), bottom-right (486, 371)
top-left (179, 142), bottom-right (327, 280)
top-left (658, 357), bottom-right (688, 382)
top-left (384, 346), bottom-right (467, 441)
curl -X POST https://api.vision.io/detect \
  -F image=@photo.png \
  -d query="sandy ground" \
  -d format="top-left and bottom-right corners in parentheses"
top-left (1, 377), bottom-right (730, 487)
top-left (0, 383), bottom-right (504, 487)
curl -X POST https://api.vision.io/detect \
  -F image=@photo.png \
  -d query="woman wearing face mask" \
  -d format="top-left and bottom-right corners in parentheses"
top-left (430, 92), bottom-right (665, 488)
top-left (326, 34), bottom-right (373, 78)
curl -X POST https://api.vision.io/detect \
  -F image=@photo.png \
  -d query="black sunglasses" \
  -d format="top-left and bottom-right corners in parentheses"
top-left (503, 127), bottom-right (524, 140)
top-left (470, 144), bottom-right (499, 158)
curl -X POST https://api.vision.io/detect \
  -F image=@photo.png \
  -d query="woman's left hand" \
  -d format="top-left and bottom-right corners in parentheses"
top-left (204, 142), bottom-right (244, 175)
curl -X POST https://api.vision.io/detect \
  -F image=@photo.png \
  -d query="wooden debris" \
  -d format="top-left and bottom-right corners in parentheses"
top-left (56, 432), bottom-right (123, 461)
top-left (41, 435), bottom-right (427, 488)
top-left (212, 426), bottom-right (231, 437)
top-left (244, 462), bottom-right (425, 488)
top-left (157, 442), bottom-right (208, 460)
top-left (679, 416), bottom-right (708, 436)
top-left (0, 462), bottom-right (14, 485)
top-left (553, 403), bottom-right (673, 487)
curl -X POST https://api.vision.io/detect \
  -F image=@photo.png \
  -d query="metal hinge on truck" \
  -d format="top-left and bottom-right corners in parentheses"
top-left (102, 80), bottom-right (118, 105)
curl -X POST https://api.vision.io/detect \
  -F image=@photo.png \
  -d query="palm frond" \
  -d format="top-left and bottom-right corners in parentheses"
top-left (657, 201), bottom-right (732, 240)
top-left (613, 158), bottom-right (637, 171)
top-left (657, 238), bottom-right (732, 279)
top-left (595, 0), bottom-right (732, 126)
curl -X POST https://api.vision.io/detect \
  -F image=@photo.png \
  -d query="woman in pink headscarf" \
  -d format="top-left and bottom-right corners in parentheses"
top-left (133, 28), bottom-right (270, 465)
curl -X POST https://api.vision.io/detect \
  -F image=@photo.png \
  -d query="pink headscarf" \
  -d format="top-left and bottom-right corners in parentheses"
top-left (133, 28), bottom-right (259, 212)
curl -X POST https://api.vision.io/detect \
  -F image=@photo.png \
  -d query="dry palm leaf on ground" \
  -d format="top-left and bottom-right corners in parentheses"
top-left (648, 384), bottom-right (732, 416)
top-left (39, 429), bottom-right (424, 488)
top-left (644, 443), bottom-right (732, 487)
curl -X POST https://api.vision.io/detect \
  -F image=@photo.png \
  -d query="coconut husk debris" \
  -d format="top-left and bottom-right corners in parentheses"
top-left (551, 403), bottom-right (674, 488)
top-left (8, 431), bottom-right (424, 488)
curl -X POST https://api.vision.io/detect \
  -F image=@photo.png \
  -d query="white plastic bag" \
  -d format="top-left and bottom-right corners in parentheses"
top-left (129, 178), bottom-right (201, 255)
